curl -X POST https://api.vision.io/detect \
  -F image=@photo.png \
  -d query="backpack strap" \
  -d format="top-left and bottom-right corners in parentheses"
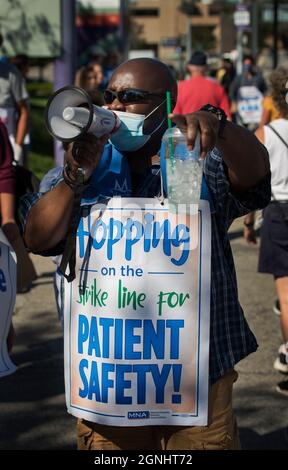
top-left (267, 124), bottom-right (288, 208)
top-left (267, 124), bottom-right (288, 150)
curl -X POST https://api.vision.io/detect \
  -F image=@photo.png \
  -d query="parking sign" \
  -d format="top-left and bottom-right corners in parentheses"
top-left (234, 4), bottom-right (250, 31)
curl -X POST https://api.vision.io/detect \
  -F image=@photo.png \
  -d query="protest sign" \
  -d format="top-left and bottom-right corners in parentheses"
top-left (0, 229), bottom-right (17, 377)
top-left (64, 198), bottom-right (211, 426)
top-left (237, 85), bottom-right (263, 124)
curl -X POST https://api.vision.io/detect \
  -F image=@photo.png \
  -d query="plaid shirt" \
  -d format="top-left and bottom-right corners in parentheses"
top-left (19, 147), bottom-right (271, 384)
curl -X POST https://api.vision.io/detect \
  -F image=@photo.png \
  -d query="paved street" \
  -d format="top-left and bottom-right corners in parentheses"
top-left (0, 217), bottom-right (287, 450)
top-left (230, 219), bottom-right (288, 449)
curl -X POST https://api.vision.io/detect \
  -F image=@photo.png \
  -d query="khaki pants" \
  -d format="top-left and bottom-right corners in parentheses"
top-left (77, 369), bottom-right (241, 450)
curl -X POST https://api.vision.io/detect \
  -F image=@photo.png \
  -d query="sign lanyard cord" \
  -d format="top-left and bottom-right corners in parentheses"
top-left (59, 191), bottom-right (82, 283)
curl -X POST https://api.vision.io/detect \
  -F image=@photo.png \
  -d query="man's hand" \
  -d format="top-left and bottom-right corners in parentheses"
top-left (65, 134), bottom-right (108, 182)
top-left (169, 111), bottom-right (219, 159)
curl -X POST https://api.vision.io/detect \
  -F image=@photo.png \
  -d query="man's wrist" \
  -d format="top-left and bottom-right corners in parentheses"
top-left (199, 104), bottom-right (227, 139)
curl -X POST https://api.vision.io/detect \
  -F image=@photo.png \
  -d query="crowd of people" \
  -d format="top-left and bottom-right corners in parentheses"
top-left (171, 51), bottom-right (288, 400)
top-left (0, 37), bottom-right (288, 450)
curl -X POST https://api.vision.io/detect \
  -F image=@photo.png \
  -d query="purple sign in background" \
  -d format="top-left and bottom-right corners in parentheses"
top-left (234, 4), bottom-right (250, 32)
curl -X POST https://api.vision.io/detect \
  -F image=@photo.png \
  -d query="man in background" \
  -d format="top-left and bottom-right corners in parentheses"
top-left (174, 51), bottom-right (230, 118)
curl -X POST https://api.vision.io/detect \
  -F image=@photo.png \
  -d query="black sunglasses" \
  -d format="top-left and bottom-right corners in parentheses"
top-left (104, 88), bottom-right (166, 105)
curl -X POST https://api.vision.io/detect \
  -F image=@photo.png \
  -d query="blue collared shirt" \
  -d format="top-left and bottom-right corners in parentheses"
top-left (19, 143), bottom-right (271, 384)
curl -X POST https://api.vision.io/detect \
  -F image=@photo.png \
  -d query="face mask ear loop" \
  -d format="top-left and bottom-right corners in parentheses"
top-left (157, 169), bottom-right (165, 205)
top-left (144, 98), bottom-right (167, 121)
top-left (144, 99), bottom-right (167, 138)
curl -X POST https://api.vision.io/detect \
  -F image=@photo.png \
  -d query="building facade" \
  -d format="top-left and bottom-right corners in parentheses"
top-left (128, 0), bottom-right (235, 67)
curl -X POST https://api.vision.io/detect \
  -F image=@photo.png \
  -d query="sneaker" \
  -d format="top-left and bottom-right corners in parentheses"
top-left (276, 380), bottom-right (288, 396)
top-left (274, 344), bottom-right (288, 374)
top-left (273, 299), bottom-right (281, 316)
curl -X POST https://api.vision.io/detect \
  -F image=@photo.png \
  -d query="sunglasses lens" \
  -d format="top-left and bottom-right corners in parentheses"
top-left (123, 90), bottom-right (146, 103)
top-left (104, 89), bottom-right (149, 104)
top-left (104, 90), bottom-right (114, 104)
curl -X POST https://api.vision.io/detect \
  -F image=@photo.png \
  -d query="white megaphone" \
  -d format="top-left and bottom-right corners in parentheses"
top-left (45, 85), bottom-right (121, 142)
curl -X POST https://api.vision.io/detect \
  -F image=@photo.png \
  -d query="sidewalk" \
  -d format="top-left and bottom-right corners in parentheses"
top-left (0, 218), bottom-right (287, 449)
top-left (232, 218), bottom-right (288, 449)
top-left (0, 255), bottom-right (76, 450)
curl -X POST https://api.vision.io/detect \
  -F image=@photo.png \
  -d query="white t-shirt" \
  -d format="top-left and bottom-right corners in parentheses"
top-left (0, 61), bottom-right (28, 107)
top-left (0, 62), bottom-right (28, 148)
top-left (264, 118), bottom-right (288, 201)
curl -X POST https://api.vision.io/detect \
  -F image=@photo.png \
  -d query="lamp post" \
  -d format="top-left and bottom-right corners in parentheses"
top-left (251, 0), bottom-right (259, 60)
top-left (53, 0), bottom-right (76, 166)
top-left (119, 0), bottom-right (129, 61)
top-left (186, 19), bottom-right (193, 62)
top-left (273, 0), bottom-right (279, 68)
top-left (179, 1), bottom-right (201, 62)
top-left (234, 0), bottom-right (251, 74)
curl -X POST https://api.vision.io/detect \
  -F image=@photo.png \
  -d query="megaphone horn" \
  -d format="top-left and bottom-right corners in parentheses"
top-left (45, 86), bottom-right (120, 143)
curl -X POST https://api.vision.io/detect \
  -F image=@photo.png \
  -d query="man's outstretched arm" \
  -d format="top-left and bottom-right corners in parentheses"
top-left (24, 134), bottom-right (107, 252)
top-left (170, 112), bottom-right (270, 193)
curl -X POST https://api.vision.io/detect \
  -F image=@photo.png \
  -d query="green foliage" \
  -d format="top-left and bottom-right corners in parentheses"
top-left (27, 152), bottom-right (54, 181)
top-left (29, 97), bottom-right (53, 155)
top-left (27, 81), bottom-right (54, 179)
top-left (27, 81), bottom-right (53, 97)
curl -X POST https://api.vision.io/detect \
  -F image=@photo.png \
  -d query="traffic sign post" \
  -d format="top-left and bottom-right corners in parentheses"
top-left (234, 3), bottom-right (250, 74)
top-left (234, 3), bottom-right (250, 31)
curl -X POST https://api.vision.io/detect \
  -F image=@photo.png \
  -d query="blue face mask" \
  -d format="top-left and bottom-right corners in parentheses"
top-left (243, 63), bottom-right (253, 74)
top-left (109, 100), bottom-right (166, 152)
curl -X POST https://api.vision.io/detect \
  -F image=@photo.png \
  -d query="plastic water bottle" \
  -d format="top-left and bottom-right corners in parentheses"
top-left (162, 127), bottom-right (203, 213)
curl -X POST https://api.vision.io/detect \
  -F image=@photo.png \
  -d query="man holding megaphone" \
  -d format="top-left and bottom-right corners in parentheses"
top-left (20, 58), bottom-right (270, 450)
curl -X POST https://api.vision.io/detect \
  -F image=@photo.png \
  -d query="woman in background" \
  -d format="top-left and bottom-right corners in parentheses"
top-left (244, 67), bottom-right (288, 395)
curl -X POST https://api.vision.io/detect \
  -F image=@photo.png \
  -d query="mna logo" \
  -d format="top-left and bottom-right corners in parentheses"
top-left (127, 411), bottom-right (150, 420)
top-left (114, 178), bottom-right (131, 194)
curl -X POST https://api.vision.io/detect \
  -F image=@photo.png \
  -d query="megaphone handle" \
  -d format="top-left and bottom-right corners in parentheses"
top-left (63, 161), bottom-right (88, 191)
top-left (72, 145), bottom-right (80, 161)
top-left (71, 145), bottom-right (88, 175)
